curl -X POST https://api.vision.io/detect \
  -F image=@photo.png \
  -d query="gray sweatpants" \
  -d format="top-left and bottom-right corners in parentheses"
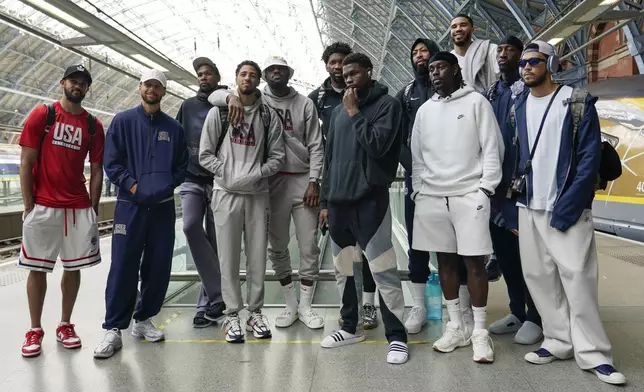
top-left (212, 189), bottom-right (270, 314)
top-left (179, 182), bottom-right (223, 312)
top-left (268, 173), bottom-right (320, 281)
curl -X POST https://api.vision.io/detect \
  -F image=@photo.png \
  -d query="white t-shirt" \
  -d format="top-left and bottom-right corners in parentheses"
top-left (522, 85), bottom-right (574, 211)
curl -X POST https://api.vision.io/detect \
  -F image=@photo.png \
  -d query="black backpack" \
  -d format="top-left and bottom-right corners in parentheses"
top-left (43, 102), bottom-right (97, 144)
top-left (508, 87), bottom-right (622, 191)
top-left (214, 102), bottom-right (272, 162)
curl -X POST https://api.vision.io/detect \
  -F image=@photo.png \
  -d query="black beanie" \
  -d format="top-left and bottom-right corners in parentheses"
top-left (428, 51), bottom-right (459, 66)
top-left (499, 36), bottom-right (524, 52)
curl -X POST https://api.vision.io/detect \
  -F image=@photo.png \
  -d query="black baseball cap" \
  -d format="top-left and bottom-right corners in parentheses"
top-left (192, 57), bottom-right (220, 76)
top-left (62, 64), bottom-right (93, 86)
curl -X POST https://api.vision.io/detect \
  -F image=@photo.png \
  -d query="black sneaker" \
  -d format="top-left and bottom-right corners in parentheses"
top-left (193, 311), bottom-right (213, 328)
top-left (204, 302), bottom-right (226, 321)
top-left (486, 257), bottom-right (502, 282)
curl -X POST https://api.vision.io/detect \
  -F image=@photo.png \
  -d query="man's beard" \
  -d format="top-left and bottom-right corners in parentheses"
top-left (453, 33), bottom-right (471, 47)
top-left (239, 86), bottom-right (256, 95)
top-left (524, 72), bottom-right (548, 88)
top-left (64, 88), bottom-right (85, 104)
top-left (141, 94), bottom-right (161, 105)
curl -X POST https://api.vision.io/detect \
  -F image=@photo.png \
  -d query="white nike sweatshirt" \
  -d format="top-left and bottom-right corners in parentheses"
top-left (411, 85), bottom-right (504, 197)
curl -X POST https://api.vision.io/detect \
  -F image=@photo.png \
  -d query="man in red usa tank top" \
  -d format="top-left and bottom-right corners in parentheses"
top-left (18, 64), bottom-right (105, 358)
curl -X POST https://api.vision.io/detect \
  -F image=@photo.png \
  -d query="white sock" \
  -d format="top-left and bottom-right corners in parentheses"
top-left (410, 283), bottom-right (425, 308)
top-left (459, 285), bottom-right (471, 312)
top-left (299, 284), bottom-right (314, 311)
top-left (445, 298), bottom-right (464, 330)
top-left (282, 282), bottom-right (298, 310)
top-left (363, 291), bottom-right (375, 306)
top-left (472, 306), bottom-right (487, 331)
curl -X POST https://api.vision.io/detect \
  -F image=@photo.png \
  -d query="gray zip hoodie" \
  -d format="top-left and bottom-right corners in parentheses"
top-left (209, 86), bottom-right (324, 181)
top-left (199, 91), bottom-right (285, 194)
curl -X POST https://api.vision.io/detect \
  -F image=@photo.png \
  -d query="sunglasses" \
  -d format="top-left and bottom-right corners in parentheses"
top-left (519, 58), bottom-right (546, 67)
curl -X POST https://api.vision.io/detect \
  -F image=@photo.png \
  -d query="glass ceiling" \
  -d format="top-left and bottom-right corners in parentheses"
top-left (70, 0), bottom-right (327, 89)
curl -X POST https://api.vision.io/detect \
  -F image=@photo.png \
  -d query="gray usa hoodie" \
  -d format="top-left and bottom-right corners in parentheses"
top-left (199, 91), bottom-right (285, 194)
top-left (209, 86), bottom-right (324, 181)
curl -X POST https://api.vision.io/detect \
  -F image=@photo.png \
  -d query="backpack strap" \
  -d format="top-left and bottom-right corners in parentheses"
top-left (403, 81), bottom-right (414, 113)
top-left (485, 80), bottom-right (499, 101)
top-left (316, 88), bottom-right (326, 113)
top-left (214, 106), bottom-right (230, 156)
top-left (45, 103), bottom-right (56, 132)
top-left (259, 103), bottom-right (272, 163)
top-left (566, 87), bottom-right (588, 144)
top-left (87, 112), bottom-right (96, 143)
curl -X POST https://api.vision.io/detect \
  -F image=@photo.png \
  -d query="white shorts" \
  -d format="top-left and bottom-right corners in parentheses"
top-left (412, 190), bottom-right (493, 256)
top-left (19, 204), bottom-right (101, 273)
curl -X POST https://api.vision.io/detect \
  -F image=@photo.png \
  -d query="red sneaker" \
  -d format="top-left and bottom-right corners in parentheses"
top-left (22, 329), bottom-right (44, 357)
top-left (56, 323), bottom-right (82, 349)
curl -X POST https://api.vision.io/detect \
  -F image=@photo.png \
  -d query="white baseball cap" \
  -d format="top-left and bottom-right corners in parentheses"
top-left (522, 40), bottom-right (557, 57)
top-left (140, 68), bottom-right (167, 88)
top-left (262, 55), bottom-right (294, 80)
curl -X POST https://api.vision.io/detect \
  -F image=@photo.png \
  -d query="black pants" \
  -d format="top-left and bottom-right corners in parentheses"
top-left (490, 223), bottom-right (541, 326)
top-left (328, 187), bottom-right (407, 343)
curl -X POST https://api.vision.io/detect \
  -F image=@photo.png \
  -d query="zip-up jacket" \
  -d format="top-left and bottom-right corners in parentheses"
top-left (395, 38), bottom-right (441, 172)
top-left (308, 77), bottom-right (343, 139)
top-left (104, 105), bottom-right (188, 205)
top-left (209, 86), bottom-right (324, 181)
top-left (199, 91), bottom-right (285, 194)
top-left (320, 80), bottom-right (402, 208)
top-left (175, 86), bottom-right (228, 185)
top-left (513, 91), bottom-right (602, 232)
top-left (487, 79), bottom-right (527, 231)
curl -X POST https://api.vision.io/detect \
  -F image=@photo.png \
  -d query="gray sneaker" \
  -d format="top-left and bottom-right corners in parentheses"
top-left (93, 329), bottom-right (123, 359)
top-left (363, 303), bottom-right (379, 330)
top-left (131, 319), bottom-right (164, 342)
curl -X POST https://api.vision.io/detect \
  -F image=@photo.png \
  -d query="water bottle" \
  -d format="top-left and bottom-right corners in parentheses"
top-left (425, 271), bottom-right (443, 320)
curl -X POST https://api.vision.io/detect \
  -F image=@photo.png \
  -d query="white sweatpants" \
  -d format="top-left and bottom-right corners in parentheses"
top-left (212, 189), bottom-right (270, 314)
top-left (267, 173), bottom-right (320, 281)
top-left (518, 208), bottom-right (614, 369)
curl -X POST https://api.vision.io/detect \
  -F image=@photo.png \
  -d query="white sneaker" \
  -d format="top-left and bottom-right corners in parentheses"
top-left (462, 307), bottom-right (474, 339)
top-left (131, 319), bottom-right (164, 342)
top-left (298, 308), bottom-right (324, 329)
top-left (489, 313), bottom-right (522, 335)
top-left (246, 311), bottom-right (272, 339)
top-left (471, 329), bottom-right (494, 363)
top-left (404, 306), bottom-right (427, 334)
top-left (222, 314), bottom-right (244, 343)
top-left (275, 307), bottom-right (298, 328)
top-left (432, 321), bottom-right (470, 353)
top-left (93, 329), bottom-right (123, 359)
top-left (387, 341), bottom-right (409, 364)
top-left (321, 330), bottom-right (365, 348)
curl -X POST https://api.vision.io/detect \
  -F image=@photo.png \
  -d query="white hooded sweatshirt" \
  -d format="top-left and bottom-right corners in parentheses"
top-left (411, 85), bottom-right (504, 197)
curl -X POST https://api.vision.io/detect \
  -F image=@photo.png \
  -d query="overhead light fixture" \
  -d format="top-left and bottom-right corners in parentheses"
top-left (599, 0), bottom-right (620, 5)
top-left (131, 54), bottom-right (169, 72)
top-left (548, 37), bottom-right (564, 46)
top-left (23, 0), bottom-right (89, 29)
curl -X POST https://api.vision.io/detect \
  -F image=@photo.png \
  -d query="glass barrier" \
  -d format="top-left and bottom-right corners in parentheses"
top-left (164, 165), bottom-right (413, 306)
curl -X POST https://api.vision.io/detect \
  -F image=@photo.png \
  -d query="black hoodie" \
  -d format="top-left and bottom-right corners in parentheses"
top-left (395, 38), bottom-right (441, 172)
top-left (175, 85), bottom-right (228, 185)
top-left (320, 80), bottom-right (402, 208)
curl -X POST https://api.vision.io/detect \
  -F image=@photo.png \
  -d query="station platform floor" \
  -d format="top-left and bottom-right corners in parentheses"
top-left (0, 231), bottom-right (643, 392)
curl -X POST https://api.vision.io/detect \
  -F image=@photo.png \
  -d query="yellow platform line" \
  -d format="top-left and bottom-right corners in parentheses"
top-left (153, 339), bottom-right (433, 345)
top-left (157, 311), bottom-right (182, 331)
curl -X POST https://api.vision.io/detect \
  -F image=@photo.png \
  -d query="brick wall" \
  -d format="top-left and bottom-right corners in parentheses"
top-left (587, 22), bottom-right (640, 83)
